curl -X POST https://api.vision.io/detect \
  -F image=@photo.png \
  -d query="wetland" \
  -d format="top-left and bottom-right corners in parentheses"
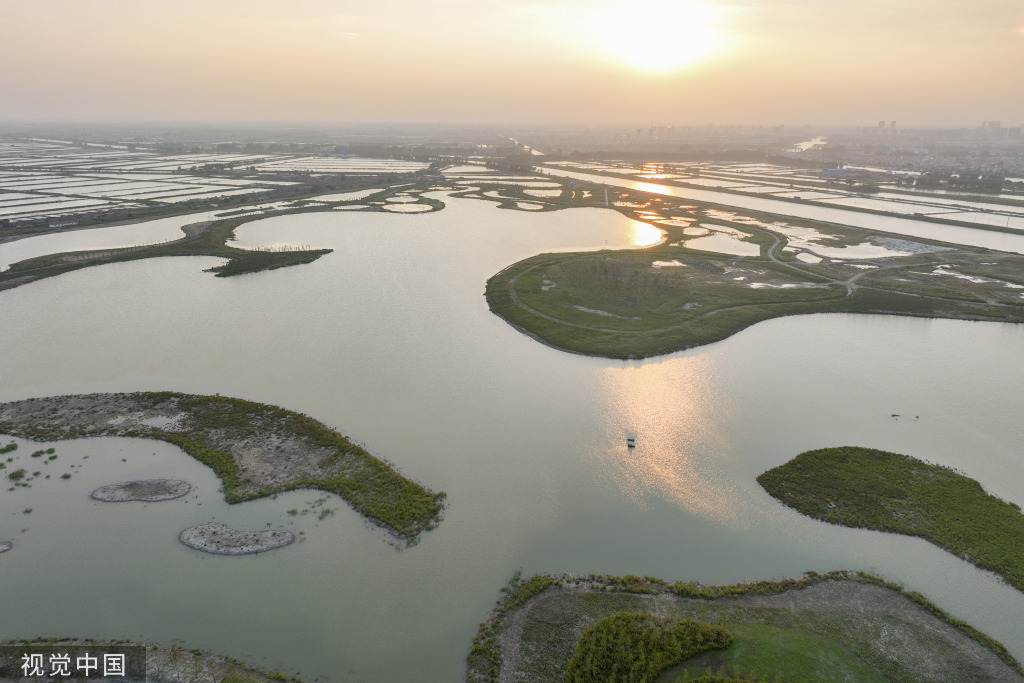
top-left (0, 392), bottom-right (444, 541)
top-left (468, 572), bottom-right (1023, 683)
top-left (2, 177), bottom-right (1024, 681)
top-left (488, 188), bottom-right (1024, 358)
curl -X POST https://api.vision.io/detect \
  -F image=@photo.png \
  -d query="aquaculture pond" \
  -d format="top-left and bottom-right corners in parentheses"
top-left (1, 194), bottom-right (1023, 681)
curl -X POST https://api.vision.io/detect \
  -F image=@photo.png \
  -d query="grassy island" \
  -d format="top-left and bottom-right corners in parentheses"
top-left (0, 216), bottom-right (332, 291)
top-left (466, 571), bottom-right (1021, 683)
top-left (486, 188), bottom-right (1024, 358)
top-left (0, 180), bottom-right (456, 292)
top-left (0, 392), bottom-right (444, 542)
top-left (757, 446), bottom-right (1024, 593)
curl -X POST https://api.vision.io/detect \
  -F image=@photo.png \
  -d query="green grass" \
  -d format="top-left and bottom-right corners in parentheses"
top-left (0, 392), bottom-right (444, 542)
top-left (757, 446), bottom-right (1024, 593)
top-left (486, 189), bottom-right (1024, 358)
top-left (658, 623), bottom-right (885, 683)
top-left (487, 245), bottom-right (1024, 358)
top-left (0, 178), bottom-right (459, 292)
top-left (566, 612), bottom-right (733, 683)
top-left (0, 215), bottom-right (332, 291)
top-left (466, 570), bottom-right (1021, 683)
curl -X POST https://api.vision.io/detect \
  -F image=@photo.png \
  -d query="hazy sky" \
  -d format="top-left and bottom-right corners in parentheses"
top-left (2, 0), bottom-right (1022, 127)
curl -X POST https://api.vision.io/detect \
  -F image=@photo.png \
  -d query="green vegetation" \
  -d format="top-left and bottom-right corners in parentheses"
top-left (466, 570), bottom-right (1021, 683)
top-left (0, 392), bottom-right (445, 542)
top-left (0, 179), bottom-right (452, 292)
top-left (659, 623), bottom-right (884, 682)
top-left (757, 446), bottom-right (1024, 593)
top-left (7, 468), bottom-right (25, 481)
top-left (0, 441), bottom-right (16, 454)
top-left (468, 570), bottom-right (560, 680)
top-left (565, 612), bottom-right (732, 683)
top-left (486, 189), bottom-right (1024, 358)
top-left (0, 216), bottom-right (332, 291)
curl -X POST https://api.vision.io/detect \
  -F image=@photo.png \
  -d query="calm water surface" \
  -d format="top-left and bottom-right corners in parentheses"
top-left (1, 195), bottom-right (1023, 681)
top-left (0, 210), bottom-right (225, 271)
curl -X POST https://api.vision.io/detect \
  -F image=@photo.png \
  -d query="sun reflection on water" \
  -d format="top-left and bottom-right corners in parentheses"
top-left (630, 220), bottom-right (665, 247)
top-left (596, 356), bottom-right (740, 521)
top-left (634, 181), bottom-right (669, 195)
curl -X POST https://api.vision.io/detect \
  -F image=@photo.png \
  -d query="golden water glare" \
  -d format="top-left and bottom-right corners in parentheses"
top-left (596, 356), bottom-right (741, 522)
top-left (629, 220), bottom-right (665, 246)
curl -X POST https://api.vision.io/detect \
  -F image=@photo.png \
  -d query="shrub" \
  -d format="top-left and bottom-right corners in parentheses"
top-left (565, 612), bottom-right (732, 683)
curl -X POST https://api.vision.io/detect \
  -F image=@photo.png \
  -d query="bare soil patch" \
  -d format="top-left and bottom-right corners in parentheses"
top-left (90, 479), bottom-right (191, 502)
top-left (179, 522), bottom-right (294, 555)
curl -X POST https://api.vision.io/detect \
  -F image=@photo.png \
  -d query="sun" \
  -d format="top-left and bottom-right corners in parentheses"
top-left (587, 0), bottom-right (730, 74)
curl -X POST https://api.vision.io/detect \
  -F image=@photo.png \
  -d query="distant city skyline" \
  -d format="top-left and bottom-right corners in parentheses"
top-left (1, 0), bottom-right (1022, 126)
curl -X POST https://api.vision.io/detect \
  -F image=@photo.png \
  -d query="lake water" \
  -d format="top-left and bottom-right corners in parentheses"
top-left (1, 194), bottom-right (1023, 682)
top-left (0, 210), bottom-right (226, 271)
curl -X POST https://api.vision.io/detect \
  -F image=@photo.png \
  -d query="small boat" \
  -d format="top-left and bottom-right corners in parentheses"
top-left (626, 437), bottom-right (636, 448)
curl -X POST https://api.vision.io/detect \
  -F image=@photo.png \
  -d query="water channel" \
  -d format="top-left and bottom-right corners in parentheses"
top-left (1, 194), bottom-right (1023, 681)
top-left (540, 167), bottom-right (1024, 255)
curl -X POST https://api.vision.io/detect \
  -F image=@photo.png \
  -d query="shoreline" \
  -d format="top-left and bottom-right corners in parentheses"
top-left (0, 392), bottom-right (445, 543)
top-left (468, 570), bottom-right (1023, 682)
top-left (178, 522), bottom-right (295, 555)
top-left (537, 164), bottom-right (1024, 238)
top-left (90, 478), bottom-right (191, 502)
top-left (485, 191), bottom-right (1024, 359)
top-left (0, 205), bottom-right (217, 246)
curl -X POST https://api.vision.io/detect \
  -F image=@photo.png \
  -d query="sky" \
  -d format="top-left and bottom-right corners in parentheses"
top-left (1, 0), bottom-right (1022, 127)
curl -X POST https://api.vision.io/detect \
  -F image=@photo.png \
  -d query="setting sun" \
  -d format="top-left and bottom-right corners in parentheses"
top-left (587, 0), bottom-right (730, 73)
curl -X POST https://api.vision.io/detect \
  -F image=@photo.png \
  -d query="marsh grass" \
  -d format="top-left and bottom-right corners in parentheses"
top-left (757, 446), bottom-right (1024, 593)
top-left (466, 570), bottom-right (1020, 682)
top-left (565, 612), bottom-right (733, 683)
top-left (487, 238), bottom-right (1024, 359)
top-left (0, 392), bottom-right (444, 542)
top-left (0, 215), bottom-right (332, 289)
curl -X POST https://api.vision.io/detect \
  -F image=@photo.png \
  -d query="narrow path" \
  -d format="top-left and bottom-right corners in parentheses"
top-left (502, 248), bottom-right (847, 339)
top-left (499, 229), bottom-right (1022, 353)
